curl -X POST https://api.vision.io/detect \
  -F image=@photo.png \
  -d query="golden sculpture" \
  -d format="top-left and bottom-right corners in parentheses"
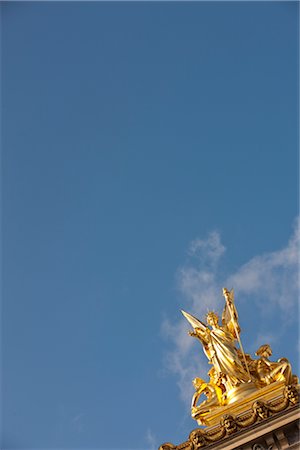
top-left (255, 344), bottom-right (292, 385)
top-left (181, 287), bottom-right (298, 427)
top-left (191, 377), bottom-right (223, 422)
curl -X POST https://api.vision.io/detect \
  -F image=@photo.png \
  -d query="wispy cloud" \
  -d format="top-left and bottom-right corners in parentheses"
top-left (162, 219), bottom-right (299, 405)
top-left (227, 219), bottom-right (299, 318)
top-left (71, 412), bottom-right (85, 433)
top-left (145, 427), bottom-right (157, 450)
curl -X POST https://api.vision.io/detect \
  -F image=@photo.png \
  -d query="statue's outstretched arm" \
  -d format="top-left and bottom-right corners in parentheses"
top-left (181, 309), bottom-right (209, 345)
top-left (189, 327), bottom-right (209, 345)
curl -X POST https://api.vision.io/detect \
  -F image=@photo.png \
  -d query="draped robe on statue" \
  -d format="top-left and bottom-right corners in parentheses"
top-left (203, 326), bottom-right (250, 386)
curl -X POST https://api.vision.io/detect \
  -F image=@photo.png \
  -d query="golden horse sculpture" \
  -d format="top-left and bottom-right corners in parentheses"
top-left (182, 288), bottom-right (297, 426)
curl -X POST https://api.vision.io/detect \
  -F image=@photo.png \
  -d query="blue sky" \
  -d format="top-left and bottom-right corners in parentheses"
top-left (1, 2), bottom-right (299, 449)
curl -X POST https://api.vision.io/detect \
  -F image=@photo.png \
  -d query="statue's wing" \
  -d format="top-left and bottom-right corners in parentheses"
top-left (181, 310), bottom-right (207, 332)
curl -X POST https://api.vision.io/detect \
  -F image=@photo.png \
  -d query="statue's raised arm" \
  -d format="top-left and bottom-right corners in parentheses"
top-left (222, 288), bottom-right (240, 338)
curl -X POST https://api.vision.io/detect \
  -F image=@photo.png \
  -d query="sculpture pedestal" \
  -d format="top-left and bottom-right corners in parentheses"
top-left (227, 382), bottom-right (259, 404)
top-left (195, 381), bottom-right (286, 427)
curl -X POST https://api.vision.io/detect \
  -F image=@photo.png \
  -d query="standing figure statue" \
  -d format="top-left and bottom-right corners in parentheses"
top-left (182, 288), bottom-right (252, 392)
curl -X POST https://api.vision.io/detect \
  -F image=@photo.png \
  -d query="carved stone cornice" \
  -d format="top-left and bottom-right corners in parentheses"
top-left (159, 385), bottom-right (299, 450)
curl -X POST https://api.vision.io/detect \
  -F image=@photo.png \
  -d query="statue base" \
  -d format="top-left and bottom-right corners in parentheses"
top-left (195, 381), bottom-right (286, 426)
top-left (226, 381), bottom-right (258, 404)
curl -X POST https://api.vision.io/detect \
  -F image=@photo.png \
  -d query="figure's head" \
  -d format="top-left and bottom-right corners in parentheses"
top-left (253, 401), bottom-right (269, 420)
top-left (255, 344), bottom-right (272, 358)
top-left (221, 414), bottom-right (237, 434)
top-left (189, 429), bottom-right (206, 447)
top-left (206, 311), bottom-right (219, 327)
top-left (193, 377), bottom-right (205, 390)
top-left (208, 368), bottom-right (217, 382)
top-left (284, 385), bottom-right (299, 405)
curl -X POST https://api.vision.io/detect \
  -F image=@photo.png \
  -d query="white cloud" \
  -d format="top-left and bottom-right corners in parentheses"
top-left (162, 219), bottom-right (299, 405)
top-left (227, 219), bottom-right (299, 318)
top-left (188, 231), bottom-right (226, 267)
top-left (145, 428), bottom-right (157, 450)
top-left (71, 412), bottom-right (85, 433)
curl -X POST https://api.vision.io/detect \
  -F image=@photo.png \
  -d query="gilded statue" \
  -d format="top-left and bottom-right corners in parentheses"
top-left (254, 344), bottom-right (292, 385)
top-left (159, 287), bottom-right (299, 450)
top-left (182, 288), bottom-right (252, 393)
top-left (181, 287), bottom-right (298, 426)
top-left (191, 377), bottom-right (223, 421)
